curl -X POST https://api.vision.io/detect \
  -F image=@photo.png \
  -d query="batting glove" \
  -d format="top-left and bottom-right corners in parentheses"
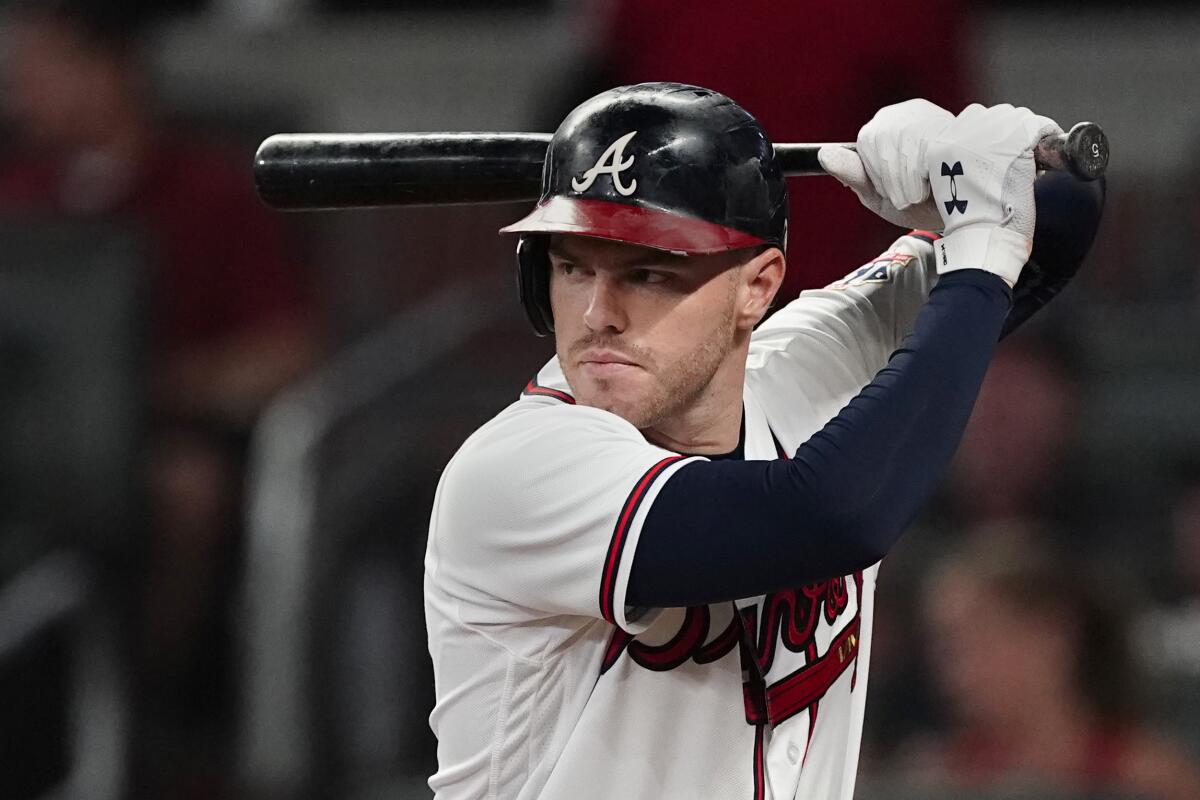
top-left (817, 98), bottom-right (952, 231)
top-left (927, 103), bottom-right (1063, 287)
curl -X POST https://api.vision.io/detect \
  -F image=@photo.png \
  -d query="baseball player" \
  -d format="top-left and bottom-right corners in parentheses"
top-left (424, 83), bottom-right (1100, 799)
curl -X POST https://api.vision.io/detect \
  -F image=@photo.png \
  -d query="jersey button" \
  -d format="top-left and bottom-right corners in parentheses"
top-left (787, 742), bottom-right (800, 764)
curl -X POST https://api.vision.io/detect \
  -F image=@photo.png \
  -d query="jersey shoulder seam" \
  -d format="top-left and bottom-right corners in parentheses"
top-left (442, 582), bottom-right (551, 666)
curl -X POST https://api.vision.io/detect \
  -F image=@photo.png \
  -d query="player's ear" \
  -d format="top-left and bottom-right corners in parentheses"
top-left (735, 247), bottom-right (785, 330)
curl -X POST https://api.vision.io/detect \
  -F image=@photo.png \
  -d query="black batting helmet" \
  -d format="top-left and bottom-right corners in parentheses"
top-left (500, 82), bottom-right (788, 336)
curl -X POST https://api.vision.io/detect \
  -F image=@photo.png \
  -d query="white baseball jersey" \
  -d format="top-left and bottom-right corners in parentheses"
top-left (424, 233), bottom-right (939, 799)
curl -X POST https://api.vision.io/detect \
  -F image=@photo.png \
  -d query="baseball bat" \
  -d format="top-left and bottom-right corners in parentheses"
top-left (254, 122), bottom-right (1108, 211)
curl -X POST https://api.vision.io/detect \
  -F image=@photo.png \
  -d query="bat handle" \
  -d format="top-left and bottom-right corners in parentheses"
top-left (778, 121), bottom-right (1110, 181)
top-left (1033, 121), bottom-right (1109, 181)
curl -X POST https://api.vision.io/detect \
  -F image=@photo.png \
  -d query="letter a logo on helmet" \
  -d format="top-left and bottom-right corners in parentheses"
top-left (500, 83), bottom-right (788, 336)
top-left (571, 131), bottom-right (638, 196)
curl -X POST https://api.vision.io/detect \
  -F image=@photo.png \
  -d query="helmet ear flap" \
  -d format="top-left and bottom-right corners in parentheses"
top-left (516, 234), bottom-right (554, 336)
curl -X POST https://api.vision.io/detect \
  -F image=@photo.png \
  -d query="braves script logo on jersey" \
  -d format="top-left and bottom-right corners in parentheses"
top-left (941, 161), bottom-right (968, 215)
top-left (599, 605), bottom-right (741, 674)
top-left (601, 573), bottom-right (864, 729)
top-left (572, 131), bottom-right (638, 196)
top-left (740, 572), bottom-right (863, 726)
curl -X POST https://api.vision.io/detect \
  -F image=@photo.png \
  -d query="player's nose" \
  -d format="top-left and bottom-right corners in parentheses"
top-left (583, 275), bottom-right (628, 334)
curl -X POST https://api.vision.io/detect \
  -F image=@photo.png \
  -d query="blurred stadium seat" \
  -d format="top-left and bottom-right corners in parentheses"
top-left (238, 268), bottom-right (548, 799)
top-left (0, 218), bottom-right (146, 799)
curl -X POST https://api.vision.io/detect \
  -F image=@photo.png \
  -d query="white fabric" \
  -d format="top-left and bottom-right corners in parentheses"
top-left (933, 226), bottom-right (1031, 287)
top-left (425, 233), bottom-right (940, 799)
top-left (927, 103), bottom-right (1062, 285)
top-left (817, 98), bottom-right (951, 232)
top-left (820, 99), bottom-right (1061, 288)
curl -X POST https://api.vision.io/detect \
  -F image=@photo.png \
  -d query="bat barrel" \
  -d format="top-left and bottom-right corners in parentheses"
top-left (254, 134), bottom-right (840, 209)
top-left (254, 132), bottom-right (551, 210)
top-left (254, 124), bottom-right (1109, 210)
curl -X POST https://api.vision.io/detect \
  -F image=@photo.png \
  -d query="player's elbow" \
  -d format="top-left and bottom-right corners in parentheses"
top-left (817, 507), bottom-right (907, 571)
top-left (833, 529), bottom-right (891, 571)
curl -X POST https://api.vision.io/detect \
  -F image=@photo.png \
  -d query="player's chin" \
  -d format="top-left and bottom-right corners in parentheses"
top-left (571, 369), bottom-right (655, 420)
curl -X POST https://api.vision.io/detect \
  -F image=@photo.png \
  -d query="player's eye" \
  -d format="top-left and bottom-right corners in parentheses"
top-left (629, 268), bottom-right (669, 285)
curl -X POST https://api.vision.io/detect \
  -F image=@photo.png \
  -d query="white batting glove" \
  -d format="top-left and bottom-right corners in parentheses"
top-left (926, 103), bottom-right (1062, 286)
top-left (817, 98), bottom-right (951, 231)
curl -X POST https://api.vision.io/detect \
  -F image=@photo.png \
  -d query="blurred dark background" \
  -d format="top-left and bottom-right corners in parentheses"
top-left (0, 1), bottom-right (1197, 798)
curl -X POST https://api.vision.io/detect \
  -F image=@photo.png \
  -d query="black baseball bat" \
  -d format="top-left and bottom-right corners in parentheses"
top-left (254, 123), bottom-right (1108, 211)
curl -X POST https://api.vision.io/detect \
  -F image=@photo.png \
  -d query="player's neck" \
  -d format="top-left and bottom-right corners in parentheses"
top-left (640, 358), bottom-right (745, 455)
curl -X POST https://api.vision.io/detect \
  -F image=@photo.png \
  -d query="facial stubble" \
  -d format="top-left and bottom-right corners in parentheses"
top-left (563, 274), bottom-right (741, 430)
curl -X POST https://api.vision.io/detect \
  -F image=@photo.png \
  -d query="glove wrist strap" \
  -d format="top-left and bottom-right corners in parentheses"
top-left (936, 226), bottom-right (1030, 287)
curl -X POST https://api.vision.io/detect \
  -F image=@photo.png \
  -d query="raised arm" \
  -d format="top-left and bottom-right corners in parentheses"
top-left (629, 103), bottom-right (1063, 607)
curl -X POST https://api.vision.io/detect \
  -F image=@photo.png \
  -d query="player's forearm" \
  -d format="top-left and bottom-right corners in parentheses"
top-left (1002, 172), bottom-right (1105, 337)
top-left (628, 269), bottom-right (1011, 607)
top-left (788, 270), bottom-right (1010, 557)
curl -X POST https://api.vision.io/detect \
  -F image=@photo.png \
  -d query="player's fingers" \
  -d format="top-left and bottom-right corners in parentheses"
top-left (905, 197), bottom-right (946, 231)
top-left (817, 145), bottom-right (872, 195)
top-left (896, 151), bottom-right (928, 209)
top-left (898, 141), bottom-right (932, 209)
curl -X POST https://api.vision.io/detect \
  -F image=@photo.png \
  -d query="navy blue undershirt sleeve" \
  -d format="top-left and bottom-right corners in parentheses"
top-left (627, 268), bottom-right (1012, 607)
top-left (1003, 171), bottom-right (1104, 337)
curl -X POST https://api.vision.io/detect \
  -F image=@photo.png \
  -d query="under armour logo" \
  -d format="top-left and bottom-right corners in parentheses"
top-left (941, 161), bottom-right (968, 215)
top-left (572, 131), bottom-right (638, 196)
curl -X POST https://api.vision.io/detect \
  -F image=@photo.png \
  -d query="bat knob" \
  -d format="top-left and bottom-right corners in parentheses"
top-left (1034, 121), bottom-right (1109, 182)
top-left (1062, 121), bottom-right (1109, 181)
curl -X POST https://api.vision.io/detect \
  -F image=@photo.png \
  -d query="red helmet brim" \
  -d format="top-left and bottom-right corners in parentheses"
top-left (499, 196), bottom-right (766, 255)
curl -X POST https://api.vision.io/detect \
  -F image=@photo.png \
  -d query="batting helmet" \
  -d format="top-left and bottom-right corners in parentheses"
top-left (500, 82), bottom-right (788, 336)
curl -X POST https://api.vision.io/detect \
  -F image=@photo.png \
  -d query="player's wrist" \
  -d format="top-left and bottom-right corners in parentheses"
top-left (935, 225), bottom-right (1030, 288)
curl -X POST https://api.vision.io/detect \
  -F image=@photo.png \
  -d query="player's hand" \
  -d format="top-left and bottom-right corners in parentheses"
top-left (926, 103), bottom-right (1063, 286)
top-left (817, 98), bottom-right (951, 232)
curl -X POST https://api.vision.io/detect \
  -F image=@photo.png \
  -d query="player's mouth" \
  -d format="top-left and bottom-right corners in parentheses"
top-left (578, 349), bottom-right (642, 378)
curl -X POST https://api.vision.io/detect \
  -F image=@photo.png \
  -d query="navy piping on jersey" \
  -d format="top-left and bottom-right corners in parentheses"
top-left (599, 455), bottom-right (685, 625)
top-left (626, 269), bottom-right (1013, 608)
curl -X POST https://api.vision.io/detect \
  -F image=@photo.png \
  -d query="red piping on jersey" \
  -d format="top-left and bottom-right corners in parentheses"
top-left (600, 628), bottom-right (633, 675)
top-left (764, 616), bottom-right (861, 725)
top-left (599, 455), bottom-right (685, 626)
top-left (752, 723), bottom-right (767, 800)
top-left (523, 378), bottom-right (575, 404)
top-left (802, 639), bottom-right (821, 763)
top-left (740, 619), bottom-right (769, 725)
